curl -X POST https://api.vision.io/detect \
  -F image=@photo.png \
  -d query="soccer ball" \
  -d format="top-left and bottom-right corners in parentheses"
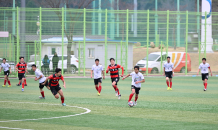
top-left (128, 101), bottom-right (134, 107)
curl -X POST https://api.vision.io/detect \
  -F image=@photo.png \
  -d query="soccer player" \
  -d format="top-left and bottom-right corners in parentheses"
top-left (0, 58), bottom-right (12, 87)
top-left (122, 66), bottom-right (145, 106)
top-left (91, 59), bottom-right (105, 96)
top-left (163, 56), bottom-right (174, 90)
top-left (31, 64), bottom-right (50, 99)
top-left (106, 58), bottom-right (124, 99)
top-left (197, 58), bottom-right (212, 91)
top-left (15, 57), bottom-right (28, 91)
top-left (43, 68), bottom-right (66, 106)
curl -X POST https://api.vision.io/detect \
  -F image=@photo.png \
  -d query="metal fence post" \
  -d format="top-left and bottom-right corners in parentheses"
top-left (185, 11), bottom-right (188, 75)
top-left (34, 40), bottom-right (36, 65)
top-left (83, 8), bottom-right (86, 76)
top-left (166, 10), bottom-right (169, 57)
top-left (78, 41), bottom-right (81, 75)
top-left (104, 9), bottom-right (108, 76)
top-left (125, 9), bottom-right (129, 75)
top-left (61, 7), bottom-right (64, 75)
top-left (146, 10), bottom-right (149, 76)
top-left (39, 7), bottom-right (42, 70)
top-left (204, 11), bottom-right (207, 58)
top-left (16, 6), bottom-right (19, 78)
top-left (161, 41), bottom-right (163, 75)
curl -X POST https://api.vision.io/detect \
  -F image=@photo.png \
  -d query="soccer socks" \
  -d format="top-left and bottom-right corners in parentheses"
top-left (98, 86), bottom-right (102, 93)
top-left (135, 96), bottom-right (138, 102)
top-left (114, 85), bottom-right (120, 95)
top-left (8, 80), bottom-right (11, 85)
top-left (22, 83), bottom-right (25, 89)
top-left (170, 82), bottom-right (172, 88)
top-left (204, 83), bottom-right (207, 89)
top-left (41, 91), bottom-right (45, 98)
top-left (4, 80), bottom-right (6, 85)
top-left (24, 79), bottom-right (27, 85)
top-left (61, 97), bottom-right (64, 103)
top-left (128, 93), bottom-right (134, 102)
top-left (95, 86), bottom-right (99, 91)
top-left (166, 81), bottom-right (169, 87)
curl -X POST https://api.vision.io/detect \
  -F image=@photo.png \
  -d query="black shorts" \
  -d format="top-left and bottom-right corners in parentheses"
top-left (94, 78), bottom-right (102, 85)
top-left (39, 81), bottom-right (49, 89)
top-left (50, 84), bottom-right (61, 96)
top-left (111, 77), bottom-right (120, 85)
top-left (165, 71), bottom-right (173, 78)
top-left (4, 70), bottom-right (10, 77)
top-left (202, 73), bottom-right (209, 81)
top-left (131, 85), bottom-right (141, 94)
top-left (18, 73), bottom-right (25, 80)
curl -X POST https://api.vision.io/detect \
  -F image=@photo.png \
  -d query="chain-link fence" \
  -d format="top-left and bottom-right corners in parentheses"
top-left (0, 7), bottom-right (217, 77)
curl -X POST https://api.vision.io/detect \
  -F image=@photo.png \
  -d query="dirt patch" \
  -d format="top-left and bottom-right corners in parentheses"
top-left (133, 47), bottom-right (218, 72)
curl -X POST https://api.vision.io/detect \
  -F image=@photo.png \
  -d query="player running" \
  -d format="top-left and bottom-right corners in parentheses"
top-left (31, 64), bottom-right (50, 99)
top-left (122, 66), bottom-right (145, 106)
top-left (106, 58), bottom-right (124, 99)
top-left (197, 58), bottom-right (212, 91)
top-left (0, 58), bottom-right (12, 87)
top-left (43, 68), bottom-right (66, 106)
top-left (15, 57), bottom-right (28, 91)
top-left (91, 59), bottom-right (105, 96)
top-left (163, 56), bottom-right (174, 90)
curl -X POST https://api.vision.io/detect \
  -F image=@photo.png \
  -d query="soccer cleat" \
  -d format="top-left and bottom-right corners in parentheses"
top-left (25, 84), bottom-right (27, 86)
top-left (134, 101), bottom-right (137, 106)
top-left (98, 92), bottom-right (100, 96)
top-left (118, 94), bottom-right (121, 99)
top-left (115, 91), bottom-right (118, 96)
top-left (22, 88), bottom-right (24, 92)
top-left (167, 87), bottom-right (170, 90)
top-left (8, 85), bottom-right (11, 87)
top-left (2, 85), bottom-right (5, 87)
top-left (16, 84), bottom-right (20, 86)
top-left (204, 89), bottom-right (207, 91)
top-left (39, 96), bottom-right (45, 99)
top-left (170, 88), bottom-right (172, 91)
top-left (62, 103), bottom-right (66, 106)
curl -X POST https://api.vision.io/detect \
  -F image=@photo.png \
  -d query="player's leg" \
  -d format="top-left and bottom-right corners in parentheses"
top-left (134, 87), bottom-right (140, 105)
top-left (2, 75), bottom-right (7, 87)
top-left (98, 82), bottom-right (102, 94)
top-left (58, 89), bottom-right (66, 106)
top-left (21, 77), bottom-right (25, 91)
top-left (204, 79), bottom-right (208, 91)
top-left (128, 86), bottom-right (135, 102)
top-left (166, 76), bottom-right (170, 90)
top-left (169, 78), bottom-right (172, 90)
top-left (94, 79), bottom-right (99, 92)
top-left (24, 76), bottom-right (27, 86)
top-left (39, 83), bottom-right (45, 99)
top-left (6, 74), bottom-right (11, 87)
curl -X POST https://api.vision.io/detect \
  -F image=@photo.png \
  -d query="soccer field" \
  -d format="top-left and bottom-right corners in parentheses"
top-left (0, 76), bottom-right (218, 130)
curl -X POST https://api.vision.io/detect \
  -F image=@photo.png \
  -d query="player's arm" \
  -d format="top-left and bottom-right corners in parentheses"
top-left (122, 74), bottom-right (130, 80)
top-left (25, 64), bottom-right (28, 73)
top-left (163, 67), bottom-right (165, 76)
top-left (35, 75), bottom-right (43, 81)
top-left (117, 64), bottom-right (124, 77)
top-left (43, 75), bottom-right (51, 85)
top-left (172, 65), bottom-right (174, 76)
top-left (9, 64), bottom-right (11, 73)
top-left (0, 66), bottom-right (2, 73)
top-left (106, 66), bottom-right (109, 73)
top-left (135, 75), bottom-right (145, 84)
top-left (197, 65), bottom-right (201, 75)
top-left (61, 76), bottom-right (66, 89)
top-left (102, 70), bottom-right (105, 79)
top-left (91, 70), bottom-right (93, 78)
top-left (209, 66), bottom-right (212, 76)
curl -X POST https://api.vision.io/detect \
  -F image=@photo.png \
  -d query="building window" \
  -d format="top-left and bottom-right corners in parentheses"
top-left (51, 48), bottom-right (56, 55)
top-left (77, 48), bottom-right (83, 58)
top-left (88, 48), bottom-right (95, 58)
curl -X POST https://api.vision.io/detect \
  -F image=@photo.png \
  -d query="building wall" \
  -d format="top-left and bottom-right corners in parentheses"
top-left (74, 43), bottom-right (133, 70)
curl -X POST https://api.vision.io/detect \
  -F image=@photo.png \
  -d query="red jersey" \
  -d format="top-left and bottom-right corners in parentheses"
top-left (16, 62), bottom-right (27, 74)
top-left (106, 64), bottom-right (124, 78)
top-left (48, 74), bottom-right (64, 86)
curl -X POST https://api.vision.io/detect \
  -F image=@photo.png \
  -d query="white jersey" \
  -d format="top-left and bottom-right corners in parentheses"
top-left (130, 72), bottom-right (144, 88)
top-left (199, 63), bottom-right (210, 74)
top-left (35, 69), bottom-right (46, 83)
top-left (1, 63), bottom-right (10, 71)
top-left (164, 62), bottom-right (174, 72)
top-left (92, 64), bottom-right (103, 79)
